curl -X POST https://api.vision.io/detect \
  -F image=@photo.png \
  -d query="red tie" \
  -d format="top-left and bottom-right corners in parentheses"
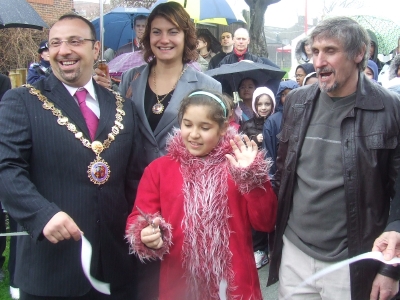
top-left (75, 88), bottom-right (98, 141)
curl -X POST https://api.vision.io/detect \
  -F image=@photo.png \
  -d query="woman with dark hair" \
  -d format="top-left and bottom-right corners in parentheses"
top-left (196, 33), bottom-right (215, 63)
top-left (237, 77), bottom-right (258, 122)
top-left (115, 3), bottom-right (221, 298)
top-left (118, 2), bottom-right (221, 168)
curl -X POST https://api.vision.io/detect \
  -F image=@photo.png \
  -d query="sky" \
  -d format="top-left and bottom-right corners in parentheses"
top-left (78, 0), bottom-right (400, 28)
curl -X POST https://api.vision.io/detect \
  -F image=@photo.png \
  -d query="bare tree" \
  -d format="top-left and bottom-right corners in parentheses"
top-left (322, 0), bottom-right (363, 16)
top-left (0, 28), bottom-right (47, 73)
top-left (244, 0), bottom-right (281, 58)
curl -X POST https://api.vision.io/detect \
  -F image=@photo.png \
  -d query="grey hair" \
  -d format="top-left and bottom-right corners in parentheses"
top-left (309, 16), bottom-right (370, 71)
top-left (234, 28), bottom-right (249, 39)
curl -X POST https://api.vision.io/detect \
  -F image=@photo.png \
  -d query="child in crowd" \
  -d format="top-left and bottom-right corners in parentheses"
top-left (126, 90), bottom-right (277, 300)
top-left (224, 93), bottom-right (240, 131)
top-left (364, 60), bottom-right (379, 82)
top-left (240, 87), bottom-right (276, 149)
top-left (303, 72), bottom-right (318, 86)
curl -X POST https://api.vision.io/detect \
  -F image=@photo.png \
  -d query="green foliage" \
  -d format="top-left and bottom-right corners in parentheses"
top-left (0, 237), bottom-right (11, 300)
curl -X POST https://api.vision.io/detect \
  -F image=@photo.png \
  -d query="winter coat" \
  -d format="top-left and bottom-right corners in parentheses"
top-left (208, 51), bottom-right (232, 70)
top-left (296, 63), bottom-right (315, 76)
top-left (126, 129), bottom-right (277, 300)
top-left (367, 29), bottom-right (383, 72)
top-left (240, 116), bottom-right (265, 148)
top-left (217, 50), bottom-right (263, 67)
top-left (295, 37), bottom-right (313, 64)
top-left (367, 59), bottom-right (379, 81)
top-left (27, 59), bottom-right (51, 84)
top-left (389, 54), bottom-right (400, 80)
top-left (262, 80), bottom-right (298, 176)
top-left (267, 73), bottom-right (400, 300)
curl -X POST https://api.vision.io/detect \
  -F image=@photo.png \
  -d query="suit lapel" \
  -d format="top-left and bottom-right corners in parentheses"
top-left (153, 66), bottom-right (198, 135)
top-left (42, 74), bottom-right (91, 140)
top-left (94, 81), bottom-right (114, 140)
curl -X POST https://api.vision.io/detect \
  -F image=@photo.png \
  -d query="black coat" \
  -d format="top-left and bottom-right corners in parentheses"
top-left (239, 116), bottom-right (265, 148)
top-left (268, 73), bottom-right (400, 299)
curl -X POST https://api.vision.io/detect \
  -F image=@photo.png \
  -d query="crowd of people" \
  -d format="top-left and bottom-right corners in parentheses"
top-left (0, 2), bottom-right (400, 300)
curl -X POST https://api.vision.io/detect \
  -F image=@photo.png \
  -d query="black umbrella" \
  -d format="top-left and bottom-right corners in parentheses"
top-left (0, 0), bottom-right (48, 30)
top-left (196, 28), bottom-right (221, 54)
top-left (205, 60), bottom-right (286, 94)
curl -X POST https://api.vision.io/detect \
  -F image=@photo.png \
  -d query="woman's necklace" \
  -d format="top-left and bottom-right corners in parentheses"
top-left (152, 65), bottom-right (187, 114)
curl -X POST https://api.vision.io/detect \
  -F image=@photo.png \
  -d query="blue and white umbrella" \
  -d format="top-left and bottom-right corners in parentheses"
top-left (150, 0), bottom-right (245, 25)
top-left (92, 7), bottom-right (150, 51)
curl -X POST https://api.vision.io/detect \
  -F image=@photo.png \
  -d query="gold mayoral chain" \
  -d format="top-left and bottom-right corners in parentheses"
top-left (24, 84), bottom-right (126, 185)
top-left (152, 65), bottom-right (188, 114)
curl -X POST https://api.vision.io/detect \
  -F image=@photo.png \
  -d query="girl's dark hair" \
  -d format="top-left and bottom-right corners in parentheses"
top-left (238, 77), bottom-right (259, 89)
top-left (197, 33), bottom-right (212, 52)
top-left (254, 94), bottom-right (274, 117)
top-left (142, 2), bottom-right (198, 63)
top-left (178, 89), bottom-right (228, 128)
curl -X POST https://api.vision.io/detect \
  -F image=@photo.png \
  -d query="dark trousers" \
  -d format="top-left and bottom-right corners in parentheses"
top-left (252, 228), bottom-right (268, 253)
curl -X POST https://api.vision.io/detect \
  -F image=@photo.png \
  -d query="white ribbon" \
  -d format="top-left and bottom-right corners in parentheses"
top-left (1, 231), bottom-right (111, 295)
top-left (81, 235), bottom-right (111, 295)
top-left (283, 251), bottom-right (400, 300)
top-left (0, 231), bottom-right (29, 237)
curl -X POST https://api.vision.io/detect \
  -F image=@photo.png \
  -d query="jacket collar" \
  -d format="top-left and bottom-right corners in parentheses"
top-left (305, 72), bottom-right (384, 111)
top-left (354, 72), bottom-right (384, 111)
top-left (41, 74), bottom-right (115, 141)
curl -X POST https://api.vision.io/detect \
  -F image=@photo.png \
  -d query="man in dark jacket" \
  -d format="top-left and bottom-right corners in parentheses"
top-left (268, 16), bottom-right (400, 300)
top-left (208, 31), bottom-right (233, 70)
top-left (217, 28), bottom-right (263, 66)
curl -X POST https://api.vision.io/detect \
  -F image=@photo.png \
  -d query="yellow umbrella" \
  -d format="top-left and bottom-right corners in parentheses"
top-left (150, 0), bottom-right (246, 25)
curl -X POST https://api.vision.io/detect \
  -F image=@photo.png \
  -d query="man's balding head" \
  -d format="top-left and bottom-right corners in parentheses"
top-left (233, 28), bottom-right (250, 52)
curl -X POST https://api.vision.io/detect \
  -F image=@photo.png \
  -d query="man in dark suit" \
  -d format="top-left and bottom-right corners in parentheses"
top-left (0, 14), bottom-right (142, 300)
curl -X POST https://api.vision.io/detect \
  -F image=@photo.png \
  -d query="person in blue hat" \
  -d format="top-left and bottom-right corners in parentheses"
top-left (27, 40), bottom-right (52, 84)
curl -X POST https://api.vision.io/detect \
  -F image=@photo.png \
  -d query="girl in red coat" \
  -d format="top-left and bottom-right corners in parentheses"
top-left (126, 90), bottom-right (277, 300)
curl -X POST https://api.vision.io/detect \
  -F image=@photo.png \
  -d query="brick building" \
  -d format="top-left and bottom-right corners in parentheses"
top-left (28, 0), bottom-right (74, 27)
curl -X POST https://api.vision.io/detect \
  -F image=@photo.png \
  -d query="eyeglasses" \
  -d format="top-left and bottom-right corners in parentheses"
top-left (49, 37), bottom-right (95, 48)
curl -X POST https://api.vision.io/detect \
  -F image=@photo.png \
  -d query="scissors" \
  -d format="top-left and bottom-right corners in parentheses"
top-left (136, 206), bottom-right (158, 233)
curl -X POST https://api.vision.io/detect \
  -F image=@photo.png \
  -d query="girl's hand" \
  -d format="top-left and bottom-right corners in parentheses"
top-left (257, 134), bottom-right (263, 143)
top-left (226, 134), bottom-right (257, 168)
top-left (140, 217), bottom-right (163, 249)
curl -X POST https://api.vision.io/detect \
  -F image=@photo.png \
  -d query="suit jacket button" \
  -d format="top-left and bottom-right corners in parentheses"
top-left (154, 148), bottom-right (159, 153)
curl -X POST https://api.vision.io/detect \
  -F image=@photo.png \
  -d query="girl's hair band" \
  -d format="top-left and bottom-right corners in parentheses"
top-left (188, 91), bottom-right (227, 117)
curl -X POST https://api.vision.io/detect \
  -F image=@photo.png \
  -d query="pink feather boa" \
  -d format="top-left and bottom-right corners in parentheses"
top-left (165, 128), bottom-right (271, 299)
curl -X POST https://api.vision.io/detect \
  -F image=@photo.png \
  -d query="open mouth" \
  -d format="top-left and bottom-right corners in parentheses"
top-left (60, 60), bottom-right (78, 67)
top-left (318, 68), bottom-right (334, 80)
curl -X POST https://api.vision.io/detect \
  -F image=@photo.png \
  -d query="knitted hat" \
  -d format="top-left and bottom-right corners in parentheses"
top-left (38, 41), bottom-right (48, 54)
top-left (252, 87), bottom-right (276, 116)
